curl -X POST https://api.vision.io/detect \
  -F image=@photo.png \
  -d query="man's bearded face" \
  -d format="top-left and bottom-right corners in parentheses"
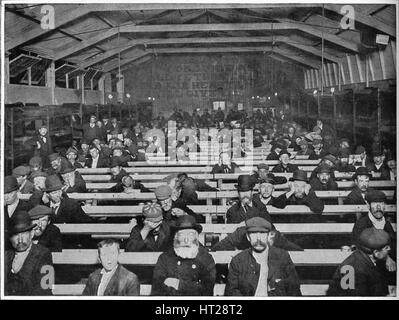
top-left (173, 229), bottom-right (199, 259)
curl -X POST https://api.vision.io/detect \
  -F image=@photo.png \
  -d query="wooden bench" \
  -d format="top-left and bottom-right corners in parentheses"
top-left (52, 283), bottom-right (329, 296)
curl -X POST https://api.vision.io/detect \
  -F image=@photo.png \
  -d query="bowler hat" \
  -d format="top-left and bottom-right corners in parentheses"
top-left (279, 149), bottom-right (291, 157)
top-left (5, 175), bottom-right (19, 193)
top-left (235, 175), bottom-right (255, 192)
top-left (365, 190), bottom-right (387, 204)
top-left (359, 228), bottom-right (390, 251)
top-left (352, 167), bottom-right (372, 180)
top-left (155, 185), bottom-right (172, 200)
top-left (9, 211), bottom-right (36, 235)
top-left (44, 175), bottom-right (64, 192)
top-left (60, 162), bottom-right (75, 174)
top-left (48, 153), bottom-right (60, 162)
top-left (29, 156), bottom-right (42, 167)
top-left (142, 203), bottom-right (163, 222)
top-left (316, 163), bottom-right (331, 174)
top-left (171, 215), bottom-right (202, 234)
top-left (12, 166), bottom-right (31, 177)
top-left (28, 205), bottom-right (53, 220)
top-left (246, 217), bottom-right (272, 233)
top-left (289, 170), bottom-right (308, 182)
top-left (257, 163), bottom-right (269, 170)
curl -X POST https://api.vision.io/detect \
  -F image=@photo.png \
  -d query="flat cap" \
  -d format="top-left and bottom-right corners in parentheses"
top-left (257, 163), bottom-right (269, 170)
top-left (353, 166), bottom-right (372, 180)
top-left (4, 175), bottom-right (19, 193)
top-left (246, 217), bottom-right (272, 233)
top-left (12, 166), bottom-right (30, 177)
top-left (359, 228), bottom-right (390, 251)
top-left (355, 146), bottom-right (366, 155)
top-left (28, 205), bottom-right (53, 219)
top-left (142, 203), bottom-right (163, 222)
top-left (365, 190), bottom-right (387, 203)
top-left (154, 185), bottom-right (172, 200)
top-left (316, 163), bottom-right (332, 174)
top-left (48, 153), bottom-right (60, 162)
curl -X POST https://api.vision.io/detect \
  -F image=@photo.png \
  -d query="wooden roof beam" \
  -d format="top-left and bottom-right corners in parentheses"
top-left (101, 49), bottom-right (148, 73)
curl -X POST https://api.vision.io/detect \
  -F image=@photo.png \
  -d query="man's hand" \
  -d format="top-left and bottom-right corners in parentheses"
top-left (42, 192), bottom-right (50, 204)
top-left (36, 141), bottom-right (41, 149)
top-left (171, 208), bottom-right (187, 217)
top-left (386, 255), bottom-right (396, 272)
top-left (164, 277), bottom-right (180, 290)
top-left (304, 184), bottom-right (311, 195)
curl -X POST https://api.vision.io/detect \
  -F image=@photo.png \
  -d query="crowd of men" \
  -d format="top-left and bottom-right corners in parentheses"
top-left (3, 107), bottom-right (397, 297)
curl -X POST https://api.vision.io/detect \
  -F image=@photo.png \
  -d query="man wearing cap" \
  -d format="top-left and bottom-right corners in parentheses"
top-left (297, 139), bottom-right (312, 156)
top-left (60, 161), bottom-right (87, 193)
top-left (29, 156), bottom-right (43, 173)
top-left (125, 203), bottom-right (172, 252)
top-left (309, 154), bottom-right (337, 180)
top-left (352, 191), bottom-right (396, 273)
top-left (78, 139), bottom-right (90, 160)
top-left (335, 149), bottom-right (356, 173)
top-left (225, 217), bottom-right (301, 296)
top-left (367, 150), bottom-right (390, 180)
top-left (309, 139), bottom-right (327, 160)
top-left (327, 228), bottom-right (392, 296)
top-left (12, 165), bottom-right (34, 194)
top-left (83, 239), bottom-right (139, 296)
top-left (252, 163), bottom-right (287, 185)
top-left (253, 177), bottom-right (293, 209)
top-left (283, 126), bottom-right (298, 149)
top-left (4, 176), bottom-right (33, 224)
top-left (309, 164), bottom-right (338, 191)
top-left (28, 205), bottom-right (62, 252)
top-left (211, 152), bottom-right (240, 174)
top-left (83, 114), bottom-right (101, 142)
top-left (271, 149), bottom-right (299, 173)
top-left (353, 145), bottom-right (372, 167)
top-left (266, 140), bottom-right (286, 160)
top-left (345, 167), bottom-right (376, 206)
top-left (46, 153), bottom-right (69, 177)
top-left (28, 171), bottom-right (49, 207)
top-left (226, 175), bottom-right (272, 224)
top-left (5, 211), bottom-right (53, 295)
top-left (155, 185), bottom-right (204, 223)
top-left (152, 215), bottom-right (216, 296)
top-left (386, 158), bottom-right (396, 181)
top-left (66, 147), bottom-right (83, 169)
top-left (108, 158), bottom-right (129, 193)
top-left (85, 145), bottom-right (109, 168)
top-left (285, 170), bottom-right (324, 214)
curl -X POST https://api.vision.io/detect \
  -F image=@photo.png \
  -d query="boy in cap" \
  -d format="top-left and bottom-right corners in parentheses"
top-left (352, 190), bottom-right (396, 272)
top-left (155, 185), bottom-right (204, 223)
top-left (5, 211), bottom-right (53, 295)
top-left (12, 165), bottom-right (34, 194)
top-left (83, 239), bottom-right (139, 296)
top-left (152, 215), bottom-right (216, 296)
top-left (28, 205), bottom-right (62, 252)
top-left (271, 149), bottom-right (299, 173)
top-left (226, 175), bottom-right (272, 224)
top-left (125, 203), bottom-right (172, 252)
top-left (328, 228), bottom-right (392, 296)
top-left (225, 217), bottom-right (301, 296)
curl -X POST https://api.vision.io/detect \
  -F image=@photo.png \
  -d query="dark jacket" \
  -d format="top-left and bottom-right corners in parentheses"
top-left (34, 223), bottom-right (62, 252)
top-left (266, 150), bottom-right (281, 161)
top-left (84, 155), bottom-right (110, 168)
top-left (5, 244), bottom-right (53, 296)
top-left (225, 247), bottom-right (301, 296)
top-left (211, 225), bottom-right (303, 252)
top-left (367, 163), bottom-right (390, 180)
top-left (50, 197), bottom-right (93, 224)
top-left (82, 123), bottom-right (101, 143)
top-left (308, 150), bottom-right (328, 160)
top-left (163, 201), bottom-right (205, 223)
top-left (28, 134), bottom-right (52, 168)
top-left (327, 250), bottom-right (389, 296)
top-left (83, 264), bottom-right (140, 296)
top-left (125, 222), bottom-right (172, 252)
top-left (271, 163), bottom-right (299, 173)
top-left (152, 246), bottom-right (216, 296)
top-left (345, 186), bottom-right (376, 205)
top-left (309, 177), bottom-right (338, 191)
top-left (64, 171), bottom-right (87, 193)
top-left (19, 180), bottom-right (35, 194)
top-left (180, 177), bottom-right (218, 205)
top-left (252, 193), bottom-right (288, 209)
top-left (211, 162), bottom-right (240, 174)
top-left (286, 190), bottom-right (325, 214)
top-left (226, 201), bottom-right (271, 224)
top-left (335, 163), bottom-right (356, 173)
top-left (251, 172), bottom-right (287, 185)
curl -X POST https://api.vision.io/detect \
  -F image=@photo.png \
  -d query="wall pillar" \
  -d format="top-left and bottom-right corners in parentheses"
top-left (46, 61), bottom-right (56, 104)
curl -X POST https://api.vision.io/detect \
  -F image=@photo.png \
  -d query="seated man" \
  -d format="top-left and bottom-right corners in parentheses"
top-left (345, 167), bottom-right (374, 205)
top-left (29, 171), bottom-right (49, 206)
top-left (226, 175), bottom-right (271, 223)
top-left (85, 145), bottom-right (109, 168)
top-left (83, 239), bottom-right (139, 296)
top-left (211, 151), bottom-right (240, 174)
top-left (387, 157), bottom-right (396, 181)
top-left (108, 157), bottom-right (128, 193)
top-left (327, 228), bottom-right (393, 296)
top-left (335, 150), bottom-right (356, 173)
top-left (120, 175), bottom-right (150, 194)
top-left (352, 191), bottom-right (396, 272)
top-left (285, 170), bottom-right (324, 214)
top-left (155, 185), bottom-right (204, 223)
top-left (29, 156), bottom-right (43, 173)
top-left (271, 150), bottom-right (299, 173)
top-left (310, 154), bottom-right (337, 180)
top-left (308, 139), bottom-right (327, 160)
top-left (13, 166), bottom-right (34, 194)
top-left (353, 145), bottom-right (372, 167)
top-left (296, 139), bottom-right (312, 156)
top-left (177, 172), bottom-right (218, 205)
top-left (60, 162), bottom-right (87, 193)
top-left (125, 203), bottom-right (172, 252)
top-left (266, 140), bottom-right (286, 160)
top-left (152, 215), bottom-right (216, 296)
top-left (253, 177), bottom-right (292, 208)
top-left (367, 150), bottom-right (390, 180)
top-left (4, 176), bottom-right (33, 225)
top-left (251, 163), bottom-right (287, 185)
top-left (309, 163), bottom-right (338, 191)
top-left (28, 205), bottom-right (62, 252)
top-left (46, 153), bottom-right (69, 176)
top-left (225, 217), bottom-right (301, 296)
top-left (5, 211), bottom-right (53, 295)
top-left (65, 147), bottom-right (83, 169)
